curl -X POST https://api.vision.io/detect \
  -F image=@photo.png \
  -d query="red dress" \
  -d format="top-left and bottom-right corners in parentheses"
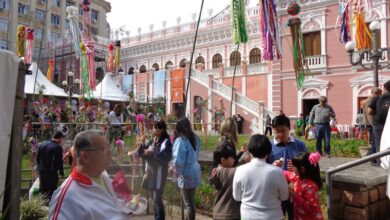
top-left (284, 171), bottom-right (323, 220)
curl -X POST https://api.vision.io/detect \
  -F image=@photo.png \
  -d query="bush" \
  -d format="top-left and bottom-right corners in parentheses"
top-left (20, 194), bottom-right (49, 220)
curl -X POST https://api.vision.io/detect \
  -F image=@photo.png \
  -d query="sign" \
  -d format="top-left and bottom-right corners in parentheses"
top-left (171, 68), bottom-right (184, 103)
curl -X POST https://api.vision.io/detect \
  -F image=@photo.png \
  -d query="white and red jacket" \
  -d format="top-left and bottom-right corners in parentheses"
top-left (48, 169), bottom-right (130, 220)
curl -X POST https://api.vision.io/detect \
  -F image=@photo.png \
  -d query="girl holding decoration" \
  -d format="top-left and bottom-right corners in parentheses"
top-left (283, 152), bottom-right (323, 220)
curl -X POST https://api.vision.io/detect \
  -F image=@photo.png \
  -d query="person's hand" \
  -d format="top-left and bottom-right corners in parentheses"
top-left (287, 160), bottom-right (294, 171)
top-left (242, 152), bottom-right (251, 163)
top-left (288, 183), bottom-right (295, 196)
top-left (273, 160), bottom-right (283, 167)
top-left (144, 149), bottom-right (154, 156)
top-left (240, 144), bottom-right (247, 152)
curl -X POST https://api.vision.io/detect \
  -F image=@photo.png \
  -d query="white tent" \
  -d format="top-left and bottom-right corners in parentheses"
top-left (91, 74), bottom-right (129, 101)
top-left (25, 63), bottom-right (69, 97)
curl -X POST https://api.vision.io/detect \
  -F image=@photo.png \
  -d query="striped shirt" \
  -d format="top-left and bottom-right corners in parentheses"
top-left (309, 104), bottom-right (336, 124)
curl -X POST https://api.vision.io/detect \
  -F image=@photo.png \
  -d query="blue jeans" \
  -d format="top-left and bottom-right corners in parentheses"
top-left (373, 125), bottom-right (384, 164)
top-left (315, 124), bottom-right (331, 155)
top-left (367, 126), bottom-right (376, 155)
top-left (152, 189), bottom-right (165, 220)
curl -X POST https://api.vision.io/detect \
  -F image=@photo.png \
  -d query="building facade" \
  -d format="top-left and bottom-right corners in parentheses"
top-left (118, 0), bottom-right (390, 133)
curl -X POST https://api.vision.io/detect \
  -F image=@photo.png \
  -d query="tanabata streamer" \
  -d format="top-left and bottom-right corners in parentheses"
top-left (339, 1), bottom-right (351, 44)
top-left (86, 42), bottom-right (96, 90)
top-left (287, 3), bottom-right (307, 89)
top-left (66, 6), bottom-right (82, 59)
top-left (231, 0), bottom-right (248, 44)
top-left (46, 59), bottom-right (54, 81)
top-left (114, 40), bottom-right (121, 70)
top-left (353, 0), bottom-right (373, 50)
top-left (24, 27), bottom-right (34, 64)
top-left (259, 0), bottom-right (281, 60)
top-left (80, 42), bottom-right (91, 99)
top-left (16, 25), bottom-right (25, 58)
top-left (108, 43), bottom-right (114, 73)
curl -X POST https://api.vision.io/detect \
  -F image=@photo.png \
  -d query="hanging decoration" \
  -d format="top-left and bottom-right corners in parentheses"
top-left (353, 0), bottom-right (373, 50)
top-left (24, 27), bottom-right (34, 64)
top-left (80, 42), bottom-right (91, 99)
top-left (231, 0), bottom-right (248, 44)
top-left (114, 40), bottom-right (121, 70)
top-left (287, 3), bottom-right (307, 89)
top-left (66, 6), bottom-right (82, 59)
top-left (259, 0), bottom-right (281, 60)
top-left (108, 43), bottom-right (115, 73)
top-left (46, 59), bottom-right (55, 81)
top-left (339, 1), bottom-right (351, 44)
top-left (86, 42), bottom-right (96, 90)
top-left (16, 25), bottom-right (25, 58)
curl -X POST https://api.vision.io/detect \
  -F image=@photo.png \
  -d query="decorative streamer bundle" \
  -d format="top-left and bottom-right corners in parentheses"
top-left (287, 3), bottom-right (306, 89)
top-left (80, 42), bottom-right (91, 99)
top-left (259, 0), bottom-right (281, 60)
top-left (16, 25), bottom-right (25, 58)
top-left (114, 40), bottom-right (121, 70)
top-left (108, 43), bottom-right (114, 73)
top-left (24, 27), bottom-right (34, 64)
top-left (339, 1), bottom-right (351, 44)
top-left (353, 0), bottom-right (373, 50)
top-left (231, 0), bottom-right (248, 44)
top-left (46, 59), bottom-right (54, 81)
top-left (86, 42), bottom-right (96, 90)
top-left (66, 6), bottom-right (82, 59)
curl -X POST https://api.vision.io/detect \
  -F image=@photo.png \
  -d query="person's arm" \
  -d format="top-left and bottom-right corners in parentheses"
top-left (276, 169), bottom-right (289, 201)
top-left (368, 97), bottom-right (378, 115)
top-left (329, 105), bottom-right (336, 118)
top-left (309, 106), bottom-right (316, 125)
top-left (172, 138), bottom-right (186, 176)
top-left (232, 168), bottom-right (242, 201)
top-left (293, 182), bottom-right (321, 215)
top-left (153, 140), bottom-right (172, 163)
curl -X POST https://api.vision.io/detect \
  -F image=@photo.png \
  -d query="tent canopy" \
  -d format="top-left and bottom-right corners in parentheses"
top-left (25, 63), bottom-right (69, 97)
top-left (91, 74), bottom-right (129, 101)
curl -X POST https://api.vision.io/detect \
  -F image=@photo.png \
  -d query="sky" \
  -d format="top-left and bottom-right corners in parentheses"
top-left (106, 0), bottom-right (257, 38)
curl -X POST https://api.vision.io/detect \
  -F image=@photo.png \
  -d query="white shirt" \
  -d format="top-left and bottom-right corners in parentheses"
top-left (109, 111), bottom-right (124, 125)
top-left (232, 158), bottom-right (289, 220)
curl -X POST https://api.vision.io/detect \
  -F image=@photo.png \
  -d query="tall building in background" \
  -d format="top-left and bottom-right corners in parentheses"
top-left (0, 0), bottom-right (111, 85)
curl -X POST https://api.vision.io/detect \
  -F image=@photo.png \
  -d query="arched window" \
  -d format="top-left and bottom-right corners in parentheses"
top-left (152, 63), bottom-right (160, 71)
top-left (139, 65), bottom-right (147, 73)
top-left (249, 48), bottom-right (261, 64)
top-left (230, 51), bottom-right (241, 66)
top-left (165, 61), bottom-right (173, 70)
top-left (212, 54), bottom-right (222, 69)
top-left (195, 56), bottom-right (205, 65)
top-left (128, 67), bottom-right (134, 75)
top-left (179, 59), bottom-right (187, 68)
top-left (96, 67), bottom-right (104, 82)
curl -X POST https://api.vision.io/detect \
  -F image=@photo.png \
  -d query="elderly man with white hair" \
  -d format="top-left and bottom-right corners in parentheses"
top-left (48, 129), bottom-right (130, 220)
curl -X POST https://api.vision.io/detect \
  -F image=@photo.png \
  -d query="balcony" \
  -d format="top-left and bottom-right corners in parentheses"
top-left (304, 55), bottom-right (327, 71)
top-left (247, 63), bottom-right (268, 75)
top-left (353, 51), bottom-right (389, 66)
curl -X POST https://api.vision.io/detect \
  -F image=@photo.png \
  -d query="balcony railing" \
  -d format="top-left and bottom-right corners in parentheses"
top-left (224, 66), bottom-right (242, 77)
top-left (204, 68), bottom-right (220, 77)
top-left (353, 50), bottom-right (389, 65)
top-left (304, 55), bottom-right (327, 70)
top-left (247, 63), bottom-right (268, 74)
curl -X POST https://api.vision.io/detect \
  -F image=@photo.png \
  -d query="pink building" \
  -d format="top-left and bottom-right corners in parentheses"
top-left (119, 0), bottom-right (390, 133)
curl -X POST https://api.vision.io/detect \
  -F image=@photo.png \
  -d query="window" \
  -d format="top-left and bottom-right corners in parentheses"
top-left (165, 61), bottom-right (173, 70)
top-left (0, 19), bottom-right (8, 32)
top-left (179, 59), bottom-right (187, 67)
top-left (0, 39), bottom-right (7, 49)
top-left (48, 31), bottom-right (60, 43)
top-left (139, 65), bottom-right (147, 73)
top-left (152, 63), bottom-right (159, 71)
top-left (230, 51), bottom-right (241, 66)
top-left (18, 3), bottom-right (29, 15)
top-left (37, 0), bottom-right (46, 4)
top-left (51, 0), bottom-right (60, 7)
top-left (212, 54), bottom-right (222, 69)
top-left (33, 47), bottom-right (41, 59)
top-left (303, 31), bottom-right (321, 56)
top-left (91, 10), bottom-right (98, 23)
top-left (35, 9), bottom-right (45, 22)
top-left (249, 48), bottom-right (261, 64)
top-left (35, 28), bottom-right (43, 39)
top-left (66, 1), bottom-right (74, 7)
top-left (91, 27), bottom-right (98, 35)
top-left (195, 56), bottom-right (205, 65)
top-left (78, 22), bottom-right (83, 31)
top-left (79, 6), bottom-right (83, 16)
top-left (0, 0), bottom-right (9, 11)
top-left (51, 14), bottom-right (60, 26)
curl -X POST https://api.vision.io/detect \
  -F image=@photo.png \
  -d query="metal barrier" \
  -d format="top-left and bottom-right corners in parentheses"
top-left (326, 148), bottom-right (390, 220)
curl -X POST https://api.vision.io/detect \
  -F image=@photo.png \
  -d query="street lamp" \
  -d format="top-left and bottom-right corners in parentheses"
top-left (62, 71), bottom-right (80, 103)
top-left (345, 21), bottom-right (390, 87)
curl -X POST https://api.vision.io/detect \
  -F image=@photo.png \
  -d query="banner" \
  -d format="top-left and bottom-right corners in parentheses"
top-left (171, 68), bottom-right (184, 103)
top-left (136, 73), bottom-right (148, 102)
top-left (153, 71), bottom-right (165, 99)
top-left (122, 75), bottom-right (133, 94)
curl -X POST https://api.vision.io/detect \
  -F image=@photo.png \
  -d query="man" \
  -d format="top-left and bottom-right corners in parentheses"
top-left (363, 87), bottom-right (382, 163)
top-left (236, 114), bottom-right (244, 134)
top-left (37, 131), bottom-right (64, 202)
top-left (309, 96), bottom-right (336, 157)
top-left (267, 114), bottom-right (307, 220)
top-left (48, 130), bottom-right (129, 219)
top-left (264, 114), bottom-right (272, 136)
top-left (368, 80), bottom-right (390, 166)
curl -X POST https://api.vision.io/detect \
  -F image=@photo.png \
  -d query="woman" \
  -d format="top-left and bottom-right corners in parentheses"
top-left (172, 117), bottom-right (201, 220)
top-left (108, 104), bottom-right (124, 144)
top-left (137, 120), bottom-right (172, 220)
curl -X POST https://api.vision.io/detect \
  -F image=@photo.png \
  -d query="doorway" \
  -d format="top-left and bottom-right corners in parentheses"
top-left (302, 99), bottom-right (318, 120)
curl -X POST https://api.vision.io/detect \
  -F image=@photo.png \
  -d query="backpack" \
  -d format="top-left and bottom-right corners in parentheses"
top-left (376, 93), bottom-right (390, 123)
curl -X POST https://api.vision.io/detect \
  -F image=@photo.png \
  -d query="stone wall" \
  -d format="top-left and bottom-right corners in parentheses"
top-left (332, 181), bottom-right (390, 220)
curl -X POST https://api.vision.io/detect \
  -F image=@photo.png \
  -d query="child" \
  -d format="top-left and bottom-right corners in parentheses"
top-left (115, 139), bottom-right (124, 164)
top-left (209, 142), bottom-right (241, 220)
top-left (284, 152), bottom-right (323, 220)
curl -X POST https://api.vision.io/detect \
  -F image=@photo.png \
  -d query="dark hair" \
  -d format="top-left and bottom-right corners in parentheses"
top-left (213, 141), bottom-right (236, 164)
top-left (114, 104), bottom-right (122, 116)
top-left (384, 80), bottom-right (390, 91)
top-left (247, 134), bottom-right (271, 159)
top-left (292, 152), bottom-right (322, 189)
top-left (174, 117), bottom-right (197, 150)
top-left (272, 114), bottom-right (291, 128)
top-left (155, 120), bottom-right (169, 143)
top-left (52, 131), bottom-right (64, 139)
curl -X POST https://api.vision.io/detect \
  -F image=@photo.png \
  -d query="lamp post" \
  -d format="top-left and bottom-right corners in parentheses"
top-left (345, 21), bottom-right (389, 87)
top-left (62, 71), bottom-right (80, 103)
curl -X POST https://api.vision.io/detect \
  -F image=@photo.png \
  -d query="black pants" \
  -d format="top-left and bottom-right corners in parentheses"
top-left (282, 200), bottom-right (293, 220)
top-left (264, 126), bottom-right (272, 136)
top-left (39, 171), bottom-right (59, 202)
top-left (152, 189), bottom-right (165, 220)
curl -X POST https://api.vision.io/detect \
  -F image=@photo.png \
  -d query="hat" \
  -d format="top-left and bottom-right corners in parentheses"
top-left (53, 131), bottom-right (65, 139)
top-left (319, 96), bottom-right (327, 102)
